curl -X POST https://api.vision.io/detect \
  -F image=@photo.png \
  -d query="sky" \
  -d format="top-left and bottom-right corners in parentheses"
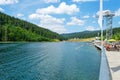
top-left (0, 0), bottom-right (120, 34)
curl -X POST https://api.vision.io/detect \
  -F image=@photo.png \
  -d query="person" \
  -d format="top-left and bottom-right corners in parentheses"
top-left (106, 44), bottom-right (110, 51)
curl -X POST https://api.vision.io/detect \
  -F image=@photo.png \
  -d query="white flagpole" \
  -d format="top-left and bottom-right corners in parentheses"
top-left (98, 0), bottom-right (103, 51)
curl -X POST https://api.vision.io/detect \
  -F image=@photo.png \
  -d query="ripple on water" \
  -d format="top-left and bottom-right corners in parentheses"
top-left (0, 42), bottom-right (101, 80)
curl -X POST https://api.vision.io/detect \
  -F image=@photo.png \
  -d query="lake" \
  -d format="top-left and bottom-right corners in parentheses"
top-left (0, 42), bottom-right (101, 80)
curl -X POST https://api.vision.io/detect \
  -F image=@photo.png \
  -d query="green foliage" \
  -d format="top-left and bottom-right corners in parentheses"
top-left (62, 31), bottom-right (101, 39)
top-left (62, 27), bottom-right (120, 40)
top-left (112, 27), bottom-right (120, 40)
top-left (0, 12), bottom-right (64, 42)
top-left (1, 24), bottom-right (52, 41)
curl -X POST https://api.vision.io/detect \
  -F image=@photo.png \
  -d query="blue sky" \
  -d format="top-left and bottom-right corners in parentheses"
top-left (0, 0), bottom-right (120, 34)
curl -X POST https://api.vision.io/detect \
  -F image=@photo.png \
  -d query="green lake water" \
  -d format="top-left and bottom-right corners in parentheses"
top-left (0, 42), bottom-right (101, 80)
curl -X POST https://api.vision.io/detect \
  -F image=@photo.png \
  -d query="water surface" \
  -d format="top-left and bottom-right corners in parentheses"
top-left (0, 42), bottom-right (101, 80)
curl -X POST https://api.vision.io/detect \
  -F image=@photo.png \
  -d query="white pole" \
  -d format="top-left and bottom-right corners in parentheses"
top-left (101, 21), bottom-right (103, 51)
top-left (98, 0), bottom-right (103, 51)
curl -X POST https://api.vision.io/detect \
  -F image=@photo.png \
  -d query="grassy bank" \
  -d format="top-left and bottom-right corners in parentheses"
top-left (67, 37), bottom-right (95, 42)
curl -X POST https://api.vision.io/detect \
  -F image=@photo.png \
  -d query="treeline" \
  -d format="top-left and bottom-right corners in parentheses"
top-left (112, 27), bottom-right (120, 40)
top-left (0, 12), bottom-right (64, 42)
top-left (62, 27), bottom-right (120, 40)
top-left (62, 31), bottom-right (101, 39)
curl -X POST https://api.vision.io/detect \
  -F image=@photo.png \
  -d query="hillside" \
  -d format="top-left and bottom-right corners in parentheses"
top-left (0, 12), bottom-right (64, 42)
top-left (62, 27), bottom-right (120, 40)
top-left (62, 30), bottom-right (101, 39)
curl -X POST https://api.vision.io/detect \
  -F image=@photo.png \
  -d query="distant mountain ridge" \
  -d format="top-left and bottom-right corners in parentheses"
top-left (62, 30), bottom-right (100, 39)
top-left (0, 12), bottom-right (64, 41)
top-left (62, 27), bottom-right (120, 40)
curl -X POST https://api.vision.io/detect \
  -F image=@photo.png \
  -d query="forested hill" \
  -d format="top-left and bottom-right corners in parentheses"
top-left (62, 27), bottom-right (120, 40)
top-left (62, 31), bottom-right (100, 39)
top-left (0, 12), bottom-right (64, 42)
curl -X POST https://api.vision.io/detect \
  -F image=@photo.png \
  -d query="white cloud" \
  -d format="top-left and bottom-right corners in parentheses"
top-left (73, 0), bottom-right (96, 2)
top-left (29, 13), bottom-right (41, 20)
top-left (83, 15), bottom-right (90, 18)
top-left (29, 14), bottom-right (65, 24)
top-left (16, 13), bottom-right (26, 20)
top-left (36, 2), bottom-right (79, 15)
top-left (86, 26), bottom-right (99, 31)
top-left (0, 0), bottom-right (18, 5)
top-left (44, 0), bottom-right (60, 3)
top-left (86, 26), bottom-right (95, 31)
top-left (67, 17), bottom-right (84, 26)
top-left (28, 2), bottom-right (79, 33)
top-left (39, 15), bottom-right (65, 25)
top-left (39, 15), bottom-right (67, 33)
top-left (16, 13), bottom-right (24, 17)
top-left (29, 14), bottom-right (67, 33)
top-left (0, 7), bottom-right (4, 12)
top-left (40, 24), bottom-right (67, 34)
top-left (115, 8), bottom-right (120, 16)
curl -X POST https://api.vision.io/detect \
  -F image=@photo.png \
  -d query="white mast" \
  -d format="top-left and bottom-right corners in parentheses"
top-left (98, 0), bottom-right (103, 50)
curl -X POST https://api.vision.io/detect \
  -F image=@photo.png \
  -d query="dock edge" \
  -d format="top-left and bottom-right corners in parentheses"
top-left (94, 43), bottom-right (112, 80)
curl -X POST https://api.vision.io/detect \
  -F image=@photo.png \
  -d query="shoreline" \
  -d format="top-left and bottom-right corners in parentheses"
top-left (0, 40), bottom-right (61, 43)
top-left (67, 37), bottom-right (94, 42)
